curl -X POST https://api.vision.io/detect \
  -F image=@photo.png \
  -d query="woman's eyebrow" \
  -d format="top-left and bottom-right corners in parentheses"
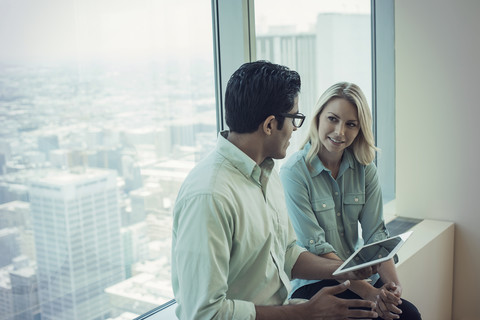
top-left (327, 112), bottom-right (358, 122)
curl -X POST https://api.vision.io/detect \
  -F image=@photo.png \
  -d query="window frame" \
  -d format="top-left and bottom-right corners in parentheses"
top-left (371, 0), bottom-right (396, 214)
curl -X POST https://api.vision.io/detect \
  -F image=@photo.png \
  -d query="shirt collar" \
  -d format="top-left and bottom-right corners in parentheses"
top-left (302, 142), bottom-right (356, 178)
top-left (217, 131), bottom-right (275, 182)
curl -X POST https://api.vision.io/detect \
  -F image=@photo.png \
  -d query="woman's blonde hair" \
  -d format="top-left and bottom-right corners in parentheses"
top-left (302, 82), bottom-right (378, 169)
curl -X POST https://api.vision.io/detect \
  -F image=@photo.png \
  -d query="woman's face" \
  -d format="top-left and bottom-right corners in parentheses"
top-left (317, 98), bottom-right (360, 157)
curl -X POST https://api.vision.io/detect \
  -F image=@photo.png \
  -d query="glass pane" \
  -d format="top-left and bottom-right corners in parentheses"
top-left (254, 0), bottom-right (371, 164)
top-left (0, 1), bottom-right (215, 320)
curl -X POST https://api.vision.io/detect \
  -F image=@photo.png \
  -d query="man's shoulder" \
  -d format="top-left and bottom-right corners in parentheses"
top-left (177, 151), bottom-right (242, 199)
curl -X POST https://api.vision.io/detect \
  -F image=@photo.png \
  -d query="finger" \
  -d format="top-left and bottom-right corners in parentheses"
top-left (377, 296), bottom-right (402, 319)
top-left (347, 308), bottom-right (378, 319)
top-left (353, 266), bottom-right (374, 279)
top-left (376, 299), bottom-right (398, 320)
top-left (383, 282), bottom-right (396, 291)
top-left (385, 302), bottom-right (402, 315)
top-left (345, 298), bottom-right (376, 310)
top-left (384, 282), bottom-right (402, 298)
top-left (376, 295), bottom-right (390, 316)
top-left (320, 280), bottom-right (350, 296)
top-left (381, 289), bottom-right (401, 305)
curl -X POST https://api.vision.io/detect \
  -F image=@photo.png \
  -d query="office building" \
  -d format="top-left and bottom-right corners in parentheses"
top-left (29, 168), bottom-right (125, 320)
top-left (10, 256), bottom-right (40, 320)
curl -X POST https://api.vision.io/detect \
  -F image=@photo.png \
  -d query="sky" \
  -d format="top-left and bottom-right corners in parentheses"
top-left (0, 0), bottom-right (213, 63)
top-left (255, 0), bottom-right (370, 33)
top-left (0, 0), bottom-right (369, 64)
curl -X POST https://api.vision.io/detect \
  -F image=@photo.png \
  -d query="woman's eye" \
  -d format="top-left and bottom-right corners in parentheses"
top-left (347, 122), bottom-right (357, 127)
top-left (327, 116), bottom-right (337, 122)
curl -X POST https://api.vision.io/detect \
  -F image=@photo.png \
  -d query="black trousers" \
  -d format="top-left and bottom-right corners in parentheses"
top-left (291, 279), bottom-right (422, 320)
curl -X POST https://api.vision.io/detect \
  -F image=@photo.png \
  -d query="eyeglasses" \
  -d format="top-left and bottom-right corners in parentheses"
top-left (279, 112), bottom-right (305, 128)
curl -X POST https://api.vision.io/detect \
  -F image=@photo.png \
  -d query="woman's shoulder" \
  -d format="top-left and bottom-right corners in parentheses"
top-left (281, 148), bottom-right (308, 170)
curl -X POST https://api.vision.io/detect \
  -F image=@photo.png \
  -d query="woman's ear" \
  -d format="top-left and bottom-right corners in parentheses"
top-left (262, 115), bottom-right (276, 136)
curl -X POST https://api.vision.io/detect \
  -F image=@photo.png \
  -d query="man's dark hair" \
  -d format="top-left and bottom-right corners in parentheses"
top-left (225, 60), bottom-right (301, 133)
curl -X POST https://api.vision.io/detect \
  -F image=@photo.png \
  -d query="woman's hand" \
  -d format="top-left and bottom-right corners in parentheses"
top-left (371, 282), bottom-right (403, 320)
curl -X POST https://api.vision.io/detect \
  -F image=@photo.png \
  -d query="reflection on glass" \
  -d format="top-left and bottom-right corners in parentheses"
top-left (342, 236), bottom-right (401, 269)
top-left (0, 1), bottom-right (214, 319)
top-left (254, 0), bottom-right (371, 164)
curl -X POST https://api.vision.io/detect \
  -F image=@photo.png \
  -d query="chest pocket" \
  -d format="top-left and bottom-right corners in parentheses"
top-left (312, 198), bottom-right (336, 231)
top-left (343, 193), bottom-right (365, 224)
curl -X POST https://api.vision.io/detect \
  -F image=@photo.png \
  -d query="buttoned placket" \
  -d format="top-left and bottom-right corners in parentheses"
top-left (328, 167), bottom-right (352, 258)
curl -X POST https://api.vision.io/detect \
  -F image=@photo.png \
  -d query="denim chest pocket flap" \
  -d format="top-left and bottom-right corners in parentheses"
top-left (312, 198), bottom-right (335, 212)
top-left (343, 193), bottom-right (365, 205)
top-left (311, 198), bottom-right (336, 231)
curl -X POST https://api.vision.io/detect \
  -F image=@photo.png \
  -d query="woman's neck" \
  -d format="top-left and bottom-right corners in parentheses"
top-left (318, 151), bottom-right (343, 178)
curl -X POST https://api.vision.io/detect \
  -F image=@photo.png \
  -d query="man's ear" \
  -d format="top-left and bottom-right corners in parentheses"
top-left (262, 115), bottom-right (276, 136)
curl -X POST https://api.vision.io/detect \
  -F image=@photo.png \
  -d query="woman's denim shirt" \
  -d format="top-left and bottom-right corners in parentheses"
top-left (280, 143), bottom-right (389, 293)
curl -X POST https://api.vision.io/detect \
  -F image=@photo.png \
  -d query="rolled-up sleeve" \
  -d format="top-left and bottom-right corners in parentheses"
top-left (359, 162), bottom-right (389, 244)
top-left (284, 234), bottom-right (308, 280)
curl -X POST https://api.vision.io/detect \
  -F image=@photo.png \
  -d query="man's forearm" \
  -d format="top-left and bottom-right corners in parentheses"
top-left (255, 304), bottom-right (306, 320)
top-left (291, 251), bottom-right (341, 280)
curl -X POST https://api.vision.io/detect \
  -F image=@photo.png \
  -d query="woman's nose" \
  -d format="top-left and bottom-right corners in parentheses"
top-left (335, 123), bottom-right (345, 136)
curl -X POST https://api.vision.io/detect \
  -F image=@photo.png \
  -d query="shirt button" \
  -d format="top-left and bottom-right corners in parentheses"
top-left (341, 233), bottom-right (344, 237)
top-left (322, 203), bottom-right (326, 208)
top-left (334, 192), bottom-right (339, 196)
top-left (309, 240), bottom-right (314, 244)
top-left (355, 256), bottom-right (360, 260)
top-left (336, 212), bottom-right (341, 216)
top-left (378, 254), bottom-right (383, 258)
top-left (354, 197), bottom-right (359, 202)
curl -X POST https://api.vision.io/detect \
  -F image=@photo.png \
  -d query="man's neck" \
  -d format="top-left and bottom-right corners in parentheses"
top-left (227, 131), bottom-right (266, 165)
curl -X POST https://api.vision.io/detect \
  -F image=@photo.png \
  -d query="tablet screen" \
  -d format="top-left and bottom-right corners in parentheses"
top-left (341, 236), bottom-right (401, 270)
top-left (332, 231), bottom-right (412, 276)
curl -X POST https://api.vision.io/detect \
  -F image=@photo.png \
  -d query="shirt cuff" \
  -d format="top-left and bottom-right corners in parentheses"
top-left (310, 242), bottom-right (336, 256)
top-left (232, 300), bottom-right (256, 320)
top-left (368, 230), bottom-right (389, 243)
top-left (284, 243), bottom-right (307, 279)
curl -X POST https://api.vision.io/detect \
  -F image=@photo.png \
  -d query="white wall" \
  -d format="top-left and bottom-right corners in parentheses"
top-left (396, 220), bottom-right (454, 320)
top-left (395, 0), bottom-right (480, 319)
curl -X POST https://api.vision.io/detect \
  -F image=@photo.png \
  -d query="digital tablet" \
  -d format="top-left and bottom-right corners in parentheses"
top-left (332, 231), bottom-right (413, 276)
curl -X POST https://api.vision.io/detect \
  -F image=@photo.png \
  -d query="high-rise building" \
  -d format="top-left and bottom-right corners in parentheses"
top-left (256, 12), bottom-right (371, 164)
top-left (10, 256), bottom-right (40, 320)
top-left (29, 168), bottom-right (125, 320)
top-left (37, 135), bottom-right (59, 161)
top-left (0, 264), bottom-right (14, 320)
top-left (0, 229), bottom-right (20, 268)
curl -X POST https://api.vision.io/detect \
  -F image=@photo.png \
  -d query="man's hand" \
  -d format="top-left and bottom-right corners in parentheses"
top-left (304, 280), bottom-right (378, 319)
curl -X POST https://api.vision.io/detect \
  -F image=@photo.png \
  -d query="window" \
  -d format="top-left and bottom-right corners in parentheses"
top-left (0, 1), bottom-right (396, 319)
top-left (0, 1), bottom-right (215, 320)
top-left (254, 0), bottom-right (395, 205)
top-left (255, 0), bottom-right (372, 165)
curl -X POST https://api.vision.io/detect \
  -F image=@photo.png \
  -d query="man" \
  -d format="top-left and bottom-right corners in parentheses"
top-left (171, 61), bottom-right (378, 319)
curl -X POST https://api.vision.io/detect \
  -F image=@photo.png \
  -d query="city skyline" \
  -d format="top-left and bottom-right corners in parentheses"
top-left (0, 4), bottom-right (372, 320)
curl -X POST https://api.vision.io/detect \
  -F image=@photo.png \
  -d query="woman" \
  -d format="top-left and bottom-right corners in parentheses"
top-left (280, 82), bottom-right (421, 319)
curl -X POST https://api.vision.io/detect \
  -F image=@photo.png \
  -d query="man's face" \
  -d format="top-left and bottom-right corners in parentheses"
top-left (266, 96), bottom-right (299, 160)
